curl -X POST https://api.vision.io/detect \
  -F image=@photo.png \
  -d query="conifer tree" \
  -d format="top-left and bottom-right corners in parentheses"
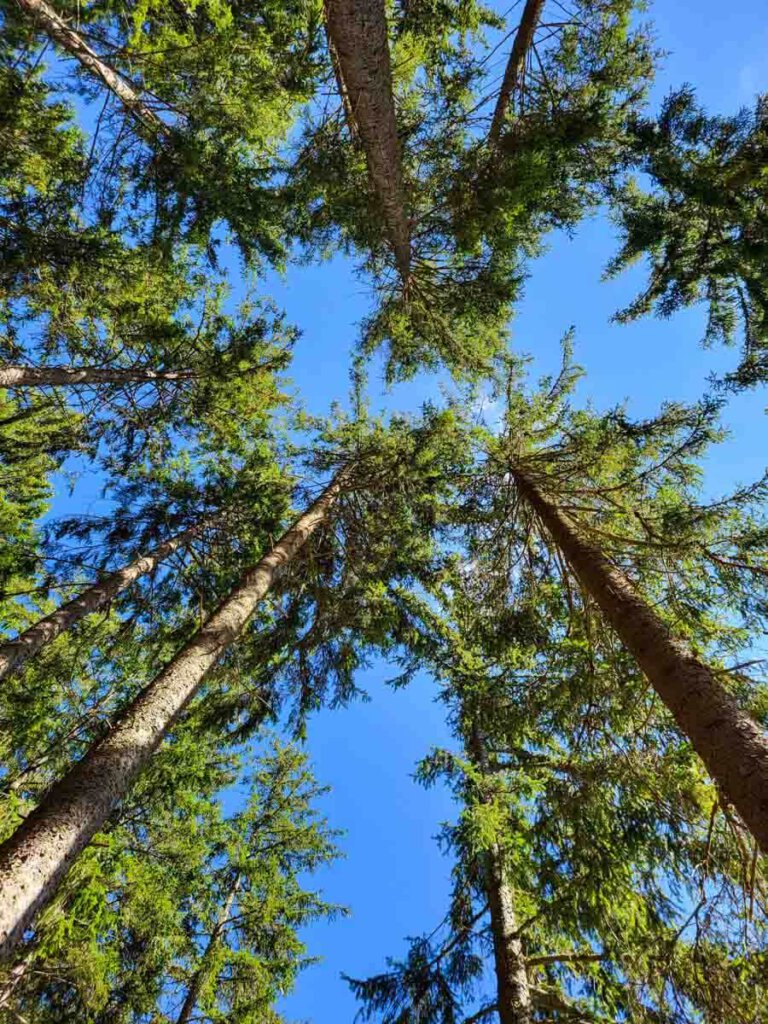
top-left (349, 559), bottom-right (767, 1022)
top-left (2, 1), bottom-right (768, 1017)
top-left (458, 353), bottom-right (768, 848)
top-left (5, 0), bottom-right (323, 259)
top-left (0, 470), bottom-right (347, 958)
top-left (608, 89), bottom-right (768, 387)
top-left (0, 728), bottom-right (341, 1022)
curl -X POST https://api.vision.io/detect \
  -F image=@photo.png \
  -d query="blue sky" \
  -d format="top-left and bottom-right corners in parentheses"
top-left (28, 0), bottom-right (768, 1018)
top-left (270, 2), bottom-right (768, 1020)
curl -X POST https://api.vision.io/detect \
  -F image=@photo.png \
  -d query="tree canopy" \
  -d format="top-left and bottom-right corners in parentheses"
top-left (0, 1), bottom-right (767, 1021)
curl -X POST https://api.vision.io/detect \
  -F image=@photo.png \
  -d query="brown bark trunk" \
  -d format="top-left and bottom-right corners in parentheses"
top-left (176, 876), bottom-right (240, 1024)
top-left (487, 0), bottom-right (546, 148)
top-left (0, 365), bottom-right (197, 388)
top-left (0, 472), bottom-right (346, 961)
top-left (13, 0), bottom-right (167, 135)
top-left (0, 522), bottom-right (206, 682)
top-left (485, 843), bottom-right (532, 1024)
top-left (324, 0), bottom-right (411, 279)
top-left (467, 724), bottom-right (531, 1024)
top-left (513, 468), bottom-right (768, 853)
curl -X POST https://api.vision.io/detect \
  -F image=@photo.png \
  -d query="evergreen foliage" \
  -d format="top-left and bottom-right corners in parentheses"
top-left (0, 1), bottom-right (767, 1020)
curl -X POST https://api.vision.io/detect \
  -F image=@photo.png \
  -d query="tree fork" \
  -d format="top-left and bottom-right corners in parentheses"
top-left (0, 522), bottom-right (208, 682)
top-left (512, 467), bottom-right (768, 853)
top-left (324, 0), bottom-right (411, 279)
top-left (13, 0), bottom-right (168, 135)
top-left (0, 471), bottom-right (347, 960)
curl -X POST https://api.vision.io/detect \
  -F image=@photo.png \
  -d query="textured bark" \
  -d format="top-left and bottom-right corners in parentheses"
top-left (324, 0), bottom-right (411, 279)
top-left (326, 24), bottom-right (359, 140)
top-left (0, 364), bottom-right (197, 388)
top-left (13, 0), bottom-right (167, 134)
top-left (467, 725), bottom-right (531, 1024)
top-left (513, 468), bottom-right (768, 852)
top-left (487, 0), bottom-right (546, 148)
top-left (0, 473), bottom-right (346, 960)
top-left (0, 523), bottom-right (206, 682)
top-left (485, 842), bottom-right (532, 1024)
top-left (176, 876), bottom-right (240, 1024)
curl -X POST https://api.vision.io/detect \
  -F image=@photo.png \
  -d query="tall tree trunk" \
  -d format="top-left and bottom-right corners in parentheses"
top-left (0, 365), bottom-right (197, 388)
top-left (0, 522), bottom-right (207, 682)
top-left (467, 723), bottom-right (532, 1024)
top-left (0, 472), bottom-right (347, 961)
top-left (175, 876), bottom-right (240, 1024)
top-left (487, 0), bottom-right (546, 149)
top-left (13, 0), bottom-right (168, 135)
top-left (324, 0), bottom-right (411, 280)
top-left (485, 844), bottom-right (532, 1024)
top-left (512, 468), bottom-right (768, 852)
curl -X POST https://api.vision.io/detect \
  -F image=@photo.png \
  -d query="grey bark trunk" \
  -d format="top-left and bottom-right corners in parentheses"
top-left (13, 0), bottom-right (167, 135)
top-left (0, 522), bottom-right (206, 682)
top-left (176, 876), bottom-right (240, 1024)
top-left (324, 0), bottom-right (411, 279)
top-left (467, 724), bottom-right (531, 1024)
top-left (0, 472), bottom-right (346, 960)
top-left (485, 844), bottom-right (532, 1024)
top-left (487, 0), bottom-right (546, 148)
top-left (0, 365), bottom-right (196, 388)
top-left (513, 468), bottom-right (768, 853)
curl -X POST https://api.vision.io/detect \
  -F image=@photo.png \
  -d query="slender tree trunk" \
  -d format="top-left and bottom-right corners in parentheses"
top-left (485, 844), bottom-right (532, 1024)
top-left (175, 876), bottom-right (240, 1024)
top-left (13, 0), bottom-right (168, 135)
top-left (0, 522), bottom-right (207, 682)
top-left (512, 468), bottom-right (768, 852)
top-left (0, 365), bottom-right (197, 388)
top-left (467, 723), bottom-right (532, 1024)
top-left (324, 0), bottom-right (411, 280)
top-left (487, 0), bottom-right (546, 148)
top-left (0, 472), bottom-right (347, 960)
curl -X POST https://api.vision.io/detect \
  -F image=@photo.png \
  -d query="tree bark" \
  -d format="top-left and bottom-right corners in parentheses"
top-left (324, 0), bottom-right (411, 280)
top-left (176, 876), bottom-right (240, 1024)
top-left (0, 472), bottom-right (347, 961)
top-left (487, 0), bottom-right (545, 149)
top-left (467, 724), bottom-right (532, 1024)
top-left (0, 365), bottom-right (198, 388)
top-left (485, 841), bottom-right (532, 1024)
top-left (0, 522), bottom-right (206, 682)
top-left (512, 468), bottom-right (768, 853)
top-left (13, 0), bottom-right (168, 135)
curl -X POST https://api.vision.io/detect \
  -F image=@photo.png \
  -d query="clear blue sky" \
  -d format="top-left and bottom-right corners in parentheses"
top-left (37, 1), bottom-right (768, 1019)
top-left (269, 3), bottom-right (768, 1020)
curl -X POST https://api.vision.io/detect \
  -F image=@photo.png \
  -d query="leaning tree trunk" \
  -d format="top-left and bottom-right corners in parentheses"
top-left (0, 472), bottom-right (347, 960)
top-left (512, 468), bottom-right (768, 853)
top-left (467, 723), bottom-right (532, 1024)
top-left (0, 521), bottom-right (208, 682)
top-left (0, 364), bottom-right (198, 388)
top-left (13, 0), bottom-right (167, 135)
top-left (176, 876), bottom-right (240, 1024)
top-left (324, 0), bottom-right (411, 280)
top-left (487, 0), bottom-right (546, 148)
